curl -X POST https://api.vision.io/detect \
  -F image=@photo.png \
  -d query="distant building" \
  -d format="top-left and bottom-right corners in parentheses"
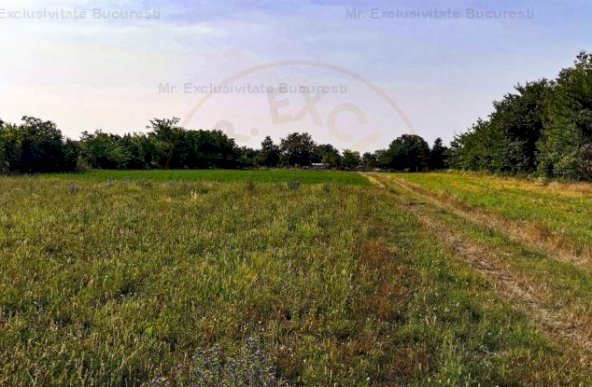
top-left (311, 163), bottom-right (329, 170)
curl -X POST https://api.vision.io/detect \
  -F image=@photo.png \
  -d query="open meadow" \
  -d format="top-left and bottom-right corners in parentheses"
top-left (2, 170), bottom-right (592, 385)
top-left (5, 0), bottom-right (592, 384)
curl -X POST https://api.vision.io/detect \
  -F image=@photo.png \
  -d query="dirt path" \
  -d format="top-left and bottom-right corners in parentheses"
top-left (379, 174), bottom-right (591, 269)
top-left (362, 172), bottom-right (592, 358)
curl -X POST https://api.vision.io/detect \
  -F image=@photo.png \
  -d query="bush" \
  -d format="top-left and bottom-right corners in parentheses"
top-left (0, 116), bottom-right (77, 173)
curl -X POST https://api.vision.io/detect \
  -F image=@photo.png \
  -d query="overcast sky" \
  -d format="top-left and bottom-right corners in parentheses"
top-left (0, 0), bottom-right (590, 151)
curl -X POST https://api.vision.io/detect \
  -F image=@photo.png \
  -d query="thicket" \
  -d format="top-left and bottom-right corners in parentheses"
top-left (449, 52), bottom-right (592, 180)
top-left (0, 117), bottom-right (447, 173)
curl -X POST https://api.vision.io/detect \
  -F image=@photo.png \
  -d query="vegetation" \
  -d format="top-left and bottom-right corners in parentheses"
top-left (449, 51), bottom-right (592, 180)
top-left (48, 169), bottom-right (370, 185)
top-left (6, 51), bottom-right (592, 180)
top-left (0, 116), bottom-right (448, 174)
top-left (366, 171), bottom-right (592, 384)
top-left (0, 116), bottom-right (78, 173)
top-left (539, 52), bottom-right (592, 179)
top-left (5, 48), bottom-right (592, 386)
top-left (392, 171), bottom-right (592, 259)
top-left (2, 170), bottom-right (591, 385)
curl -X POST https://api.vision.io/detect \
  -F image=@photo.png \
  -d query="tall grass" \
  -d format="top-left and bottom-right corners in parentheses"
top-left (0, 173), bottom-right (588, 384)
top-left (45, 169), bottom-right (370, 185)
top-left (394, 172), bottom-right (592, 251)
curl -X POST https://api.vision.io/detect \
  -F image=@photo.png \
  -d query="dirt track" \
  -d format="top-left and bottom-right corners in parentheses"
top-left (363, 172), bottom-right (592, 361)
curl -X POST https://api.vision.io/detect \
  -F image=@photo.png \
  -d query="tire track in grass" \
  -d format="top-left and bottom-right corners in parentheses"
top-left (362, 172), bottom-right (592, 358)
top-left (384, 174), bottom-right (590, 270)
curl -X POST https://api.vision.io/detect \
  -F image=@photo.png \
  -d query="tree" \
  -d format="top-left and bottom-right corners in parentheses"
top-left (187, 130), bottom-right (238, 169)
top-left (257, 136), bottom-right (280, 167)
top-left (342, 149), bottom-right (361, 169)
top-left (237, 146), bottom-right (258, 168)
top-left (0, 117), bottom-right (77, 173)
top-left (429, 137), bottom-right (448, 170)
top-left (80, 131), bottom-right (130, 169)
top-left (488, 80), bottom-right (552, 173)
top-left (362, 152), bottom-right (377, 169)
top-left (314, 144), bottom-right (342, 167)
top-left (0, 121), bottom-right (22, 173)
top-left (279, 132), bottom-right (316, 166)
top-left (386, 134), bottom-right (430, 171)
top-left (63, 140), bottom-right (81, 171)
top-left (19, 116), bottom-right (69, 172)
top-left (373, 149), bottom-right (392, 169)
top-left (448, 80), bottom-right (552, 174)
top-left (119, 133), bottom-right (150, 169)
top-left (448, 119), bottom-right (491, 171)
top-left (538, 52), bottom-right (592, 179)
top-left (148, 118), bottom-right (183, 169)
top-left (145, 119), bottom-right (239, 169)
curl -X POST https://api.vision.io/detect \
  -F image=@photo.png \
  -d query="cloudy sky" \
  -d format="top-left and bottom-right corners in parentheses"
top-left (0, 0), bottom-right (590, 151)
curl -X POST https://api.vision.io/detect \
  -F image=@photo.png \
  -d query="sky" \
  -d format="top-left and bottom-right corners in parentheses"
top-left (0, 0), bottom-right (590, 152)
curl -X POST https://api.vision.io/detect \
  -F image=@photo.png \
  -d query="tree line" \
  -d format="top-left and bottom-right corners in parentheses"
top-left (4, 52), bottom-right (592, 178)
top-left (0, 116), bottom-right (448, 173)
top-left (448, 51), bottom-right (592, 180)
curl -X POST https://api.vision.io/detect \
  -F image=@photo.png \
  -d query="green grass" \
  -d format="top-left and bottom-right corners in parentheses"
top-left (376, 173), bottom-right (592, 330)
top-left (46, 169), bottom-right (370, 185)
top-left (394, 172), bottom-right (592, 250)
top-left (0, 172), bottom-right (590, 385)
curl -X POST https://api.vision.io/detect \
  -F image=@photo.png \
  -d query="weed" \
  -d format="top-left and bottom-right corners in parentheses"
top-left (245, 180), bottom-right (256, 192)
top-left (287, 215), bottom-right (298, 232)
top-left (1, 171), bottom-right (590, 385)
top-left (287, 180), bottom-right (301, 190)
top-left (67, 183), bottom-right (80, 194)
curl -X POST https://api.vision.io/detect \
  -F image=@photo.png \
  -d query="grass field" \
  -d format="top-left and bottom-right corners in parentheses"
top-left (2, 170), bottom-right (592, 385)
top-left (48, 169), bottom-right (370, 185)
top-left (392, 172), bottom-right (592, 261)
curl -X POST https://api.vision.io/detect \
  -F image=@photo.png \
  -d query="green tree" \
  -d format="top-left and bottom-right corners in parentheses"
top-left (342, 149), bottom-right (361, 169)
top-left (63, 139), bottom-right (81, 171)
top-left (0, 117), bottom-right (77, 173)
top-left (448, 80), bottom-right (551, 174)
top-left (257, 136), bottom-right (280, 167)
top-left (314, 144), bottom-right (342, 167)
top-left (448, 119), bottom-right (491, 171)
top-left (148, 118), bottom-right (183, 169)
top-left (538, 52), bottom-right (592, 179)
top-left (237, 146), bottom-right (258, 168)
top-left (429, 137), bottom-right (449, 170)
top-left (280, 132), bottom-right (316, 166)
top-left (370, 149), bottom-right (393, 169)
top-left (80, 131), bottom-right (130, 169)
top-left (386, 134), bottom-right (430, 172)
top-left (489, 80), bottom-right (552, 173)
top-left (0, 121), bottom-right (23, 173)
top-left (362, 152), bottom-right (377, 169)
top-left (19, 116), bottom-right (68, 172)
top-left (120, 133), bottom-right (150, 169)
